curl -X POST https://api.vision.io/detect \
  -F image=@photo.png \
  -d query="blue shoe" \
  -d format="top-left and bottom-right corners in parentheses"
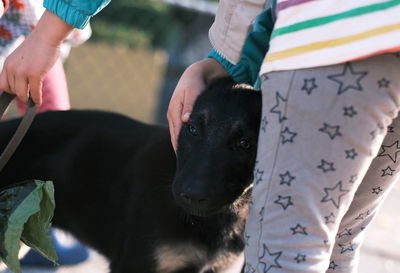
top-left (21, 230), bottom-right (89, 267)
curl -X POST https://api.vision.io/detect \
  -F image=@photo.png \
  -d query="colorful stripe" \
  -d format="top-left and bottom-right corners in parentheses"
top-left (277, 0), bottom-right (317, 12)
top-left (266, 22), bottom-right (400, 62)
top-left (271, 0), bottom-right (400, 39)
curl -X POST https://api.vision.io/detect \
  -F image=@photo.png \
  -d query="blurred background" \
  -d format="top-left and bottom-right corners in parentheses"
top-left (64, 0), bottom-right (217, 126)
top-left (2, 0), bottom-right (400, 272)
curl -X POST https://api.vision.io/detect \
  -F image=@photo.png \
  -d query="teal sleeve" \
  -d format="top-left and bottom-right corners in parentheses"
top-left (44, 0), bottom-right (111, 29)
top-left (207, 8), bottom-right (275, 88)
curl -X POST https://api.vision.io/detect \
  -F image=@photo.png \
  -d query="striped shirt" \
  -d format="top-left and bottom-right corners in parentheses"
top-left (260, 0), bottom-right (400, 74)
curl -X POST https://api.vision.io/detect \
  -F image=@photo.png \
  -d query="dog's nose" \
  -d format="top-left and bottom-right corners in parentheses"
top-left (179, 192), bottom-right (209, 206)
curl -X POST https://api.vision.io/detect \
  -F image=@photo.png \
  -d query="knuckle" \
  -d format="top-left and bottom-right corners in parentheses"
top-left (26, 72), bottom-right (38, 79)
top-left (16, 70), bottom-right (27, 78)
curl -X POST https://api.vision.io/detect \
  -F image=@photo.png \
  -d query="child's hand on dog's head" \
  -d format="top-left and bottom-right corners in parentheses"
top-left (167, 58), bottom-right (229, 151)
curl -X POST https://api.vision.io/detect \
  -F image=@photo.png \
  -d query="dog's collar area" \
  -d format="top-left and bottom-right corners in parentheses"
top-left (232, 83), bottom-right (254, 91)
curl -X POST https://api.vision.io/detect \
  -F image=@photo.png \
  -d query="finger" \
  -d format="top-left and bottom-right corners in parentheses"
top-left (168, 125), bottom-right (177, 153)
top-left (28, 76), bottom-right (43, 106)
top-left (0, 68), bottom-right (11, 94)
top-left (173, 110), bottom-right (183, 151)
top-left (167, 98), bottom-right (183, 152)
top-left (15, 75), bottom-right (29, 104)
top-left (7, 69), bottom-right (16, 96)
top-left (181, 89), bottom-right (197, 123)
top-left (168, 105), bottom-right (182, 152)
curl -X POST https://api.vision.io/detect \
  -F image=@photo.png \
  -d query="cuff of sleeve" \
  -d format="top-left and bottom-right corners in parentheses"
top-left (2, 0), bottom-right (9, 13)
top-left (207, 50), bottom-right (251, 84)
top-left (44, 0), bottom-right (90, 29)
top-left (207, 8), bottom-right (274, 88)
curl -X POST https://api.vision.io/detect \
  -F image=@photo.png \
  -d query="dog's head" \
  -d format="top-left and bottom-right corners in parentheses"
top-left (172, 78), bottom-right (261, 217)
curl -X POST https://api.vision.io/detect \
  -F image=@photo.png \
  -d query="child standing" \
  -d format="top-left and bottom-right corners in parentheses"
top-left (168, 1), bottom-right (400, 272)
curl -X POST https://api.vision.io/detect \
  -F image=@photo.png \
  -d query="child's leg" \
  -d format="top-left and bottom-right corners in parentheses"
top-left (244, 53), bottom-right (400, 273)
top-left (16, 57), bottom-right (70, 113)
top-left (327, 116), bottom-right (400, 273)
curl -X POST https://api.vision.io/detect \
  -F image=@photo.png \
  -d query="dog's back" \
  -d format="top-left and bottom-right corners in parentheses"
top-left (0, 111), bottom-right (175, 259)
top-left (0, 79), bottom-right (261, 273)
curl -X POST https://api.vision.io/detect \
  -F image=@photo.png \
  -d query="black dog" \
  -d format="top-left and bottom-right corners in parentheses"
top-left (0, 79), bottom-right (261, 273)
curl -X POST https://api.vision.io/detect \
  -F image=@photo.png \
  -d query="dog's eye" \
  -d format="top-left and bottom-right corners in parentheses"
top-left (238, 139), bottom-right (251, 149)
top-left (187, 124), bottom-right (198, 136)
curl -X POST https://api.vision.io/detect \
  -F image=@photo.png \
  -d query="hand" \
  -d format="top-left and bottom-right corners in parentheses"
top-left (0, 3), bottom-right (4, 18)
top-left (0, 10), bottom-right (73, 105)
top-left (167, 58), bottom-right (229, 151)
top-left (0, 0), bottom-right (8, 17)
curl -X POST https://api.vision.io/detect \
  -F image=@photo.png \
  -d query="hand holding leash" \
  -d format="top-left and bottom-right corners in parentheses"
top-left (0, 10), bottom-right (73, 106)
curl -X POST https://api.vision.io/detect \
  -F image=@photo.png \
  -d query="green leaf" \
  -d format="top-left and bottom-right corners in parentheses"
top-left (0, 180), bottom-right (57, 273)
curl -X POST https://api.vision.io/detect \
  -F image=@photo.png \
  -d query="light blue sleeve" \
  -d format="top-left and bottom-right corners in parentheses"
top-left (44, 0), bottom-right (111, 29)
top-left (207, 8), bottom-right (275, 88)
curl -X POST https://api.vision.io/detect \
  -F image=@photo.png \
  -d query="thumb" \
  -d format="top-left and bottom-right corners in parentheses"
top-left (181, 89), bottom-right (200, 123)
top-left (181, 108), bottom-right (192, 123)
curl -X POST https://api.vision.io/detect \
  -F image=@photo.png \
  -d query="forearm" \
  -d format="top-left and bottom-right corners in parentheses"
top-left (31, 9), bottom-right (74, 48)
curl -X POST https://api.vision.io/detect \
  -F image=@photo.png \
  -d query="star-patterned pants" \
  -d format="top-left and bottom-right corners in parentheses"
top-left (244, 53), bottom-right (400, 273)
